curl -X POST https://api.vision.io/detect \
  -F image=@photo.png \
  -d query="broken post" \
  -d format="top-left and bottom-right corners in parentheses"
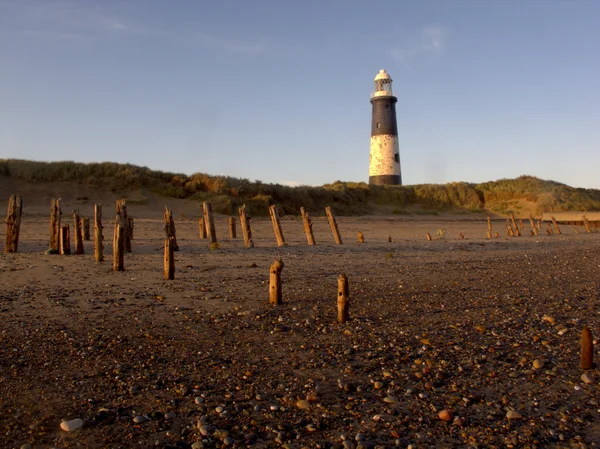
top-left (113, 222), bottom-right (124, 271)
top-left (357, 231), bottom-right (364, 244)
top-left (202, 202), bottom-right (217, 245)
top-left (128, 217), bottom-right (134, 240)
top-left (59, 225), bottom-right (70, 255)
top-left (81, 217), bottom-right (90, 240)
top-left (49, 198), bottom-right (62, 252)
top-left (198, 217), bottom-right (207, 239)
top-left (163, 206), bottom-right (179, 251)
top-left (325, 206), bottom-right (343, 245)
top-left (551, 216), bottom-right (561, 234)
top-left (459, 232), bottom-right (465, 240)
top-left (300, 207), bottom-right (316, 246)
top-left (581, 326), bottom-right (593, 370)
top-left (164, 238), bottom-right (175, 280)
top-left (269, 205), bottom-right (286, 247)
top-left (337, 274), bottom-right (349, 324)
top-left (582, 215), bottom-right (592, 233)
top-left (510, 213), bottom-right (519, 236)
top-left (229, 217), bottom-right (236, 239)
top-left (72, 210), bottom-right (84, 255)
top-left (238, 205), bottom-right (254, 248)
top-left (487, 217), bottom-right (492, 235)
top-left (94, 204), bottom-right (103, 262)
top-left (426, 232), bottom-right (432, 241)
top-left (5, 194), bottom-right (23, 253)
top-left (115, 200), bottom-right (131, 252)
top-left (529, 215), bottom-right (539, 236)
top-left (269, 259), bottom-right (284, 305)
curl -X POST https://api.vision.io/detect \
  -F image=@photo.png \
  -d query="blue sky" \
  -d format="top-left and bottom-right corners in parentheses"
top-left (1, 0), bottom-right (599, 188)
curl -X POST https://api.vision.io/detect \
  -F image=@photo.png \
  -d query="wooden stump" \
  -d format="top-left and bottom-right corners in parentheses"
top-left (426, 232), bottom-right (432, 241)
top-left (487, 217), bottom-right (492, 234)
top-left (5, 194), bottom-right (23, 253)
top-left (357, 231), bottom-right (364, 244)
top-left (269, 205), bottom-right (286, 247)
top-left (325, 206), bottom-right (343, 245)
top-left (459, 232), bottom-right (465, 240)
top-left (81, 217), bottom-right (90, 240)
top-left (582, 215), bottom-right (592, 233)
top-left (59, 225), bottom-right (71, 255)
top-left (163, 206), bottom-right (180, 251)
top-left (116, 200), bottom-right (132, 253)
top-left (113, 223), bottom-right (124, 271)
top-left (573, 227), bottom-right (580, 235)
top-left (94, 204), bottom-right (103, 262)
top-left (128, 217), bottom-right (134, 240)
top-left (494, 232), bottom-right (500, 238)
top-left (388, 236), bottom-right (392, 243)
top-left (72, 210), bottom-right (84, 255)
top-left (551, 216), bottom-right (561, 235)
top-left (529, 215), bottom-right (539, 236)
top-left (198, 218), bottom-right (207, 239)
top-left (203, 202), bottom-right (217, 245)
top-left (300, 207), bottom-right (316, 245)
top-left (581, 326), bottom-right (593, 370)
top-left (486, 230), bottom-right (492, 239)
top-left (337, 274), bottom-right (349, 324)
top-left (49, 198), bottom-right (62, 252)
top-left (269, 259), bottom-right (284, 305)
top-left (510, 213), bottom-right (519, 236)
top-left (229, 217), bottom-right (236, 239)
top-left (238, 205), bottom-right (254, 248)
top-left (164, 238), bottom-right (175, 280)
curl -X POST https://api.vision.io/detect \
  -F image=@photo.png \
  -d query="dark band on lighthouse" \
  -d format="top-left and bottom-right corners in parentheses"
top-left (369, 69), bottom-right (401, 186)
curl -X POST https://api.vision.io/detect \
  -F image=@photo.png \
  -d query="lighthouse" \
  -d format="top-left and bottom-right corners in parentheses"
top-left (369, 69), bottom-right (401, 185)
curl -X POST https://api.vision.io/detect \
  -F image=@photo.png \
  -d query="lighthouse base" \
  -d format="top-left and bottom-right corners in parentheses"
top-left (369, 174), bottom-right (402, 186)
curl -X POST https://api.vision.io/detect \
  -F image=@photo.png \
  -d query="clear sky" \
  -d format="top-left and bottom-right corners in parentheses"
top-left (1, 0), bottom-right (599, 188)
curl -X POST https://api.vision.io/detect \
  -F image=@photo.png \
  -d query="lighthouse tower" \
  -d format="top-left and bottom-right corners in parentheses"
top-left (369, 69), bottom-right (401, 185)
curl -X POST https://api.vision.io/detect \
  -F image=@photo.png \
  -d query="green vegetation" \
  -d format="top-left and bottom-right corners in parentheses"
top-left (1, 160), bottom-right (599, 216)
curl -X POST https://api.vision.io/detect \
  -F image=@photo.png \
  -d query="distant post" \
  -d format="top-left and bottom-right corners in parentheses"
top-left (300, 207), bottom-right (316, 246)
top-left (238, 205), bottom-right (254, 248)
top-left (94, 204), bottom-right (103, 262)
top-left (49, 198), bottom-right (62, 252)
top-left (5, 194), bottom-right (23, 253)
top-left (164, 206), bottom-right (179, 251)
top-left (164, 238), bottom-right (175, 280)
top-left (72, 209), bottom-right (84, 255)
top-left (325, 206), bottom-right (343, 244)
top-left (269, 205), bottom-right (286, 247)
top-left (229, 217), bottom-right (236, 239)
top-left (60, 225), bottom-right (71, 255)
top-left (198, 217), bottom-right (207, 239)
top-left (203, 202), bottom-right (217, 245)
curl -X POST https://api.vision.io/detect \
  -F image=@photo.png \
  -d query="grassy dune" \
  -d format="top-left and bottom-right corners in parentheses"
top-left (1, 159), bottom-right (599, 216)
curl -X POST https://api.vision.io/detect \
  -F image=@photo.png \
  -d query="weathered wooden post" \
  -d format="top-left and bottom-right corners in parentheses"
top-left (59, 225), bottom-right (71, 255)
top-left (238, 205), bottom-right (254, 248)
top-left (50, 198), bottom-right (62, 252)
top-left (494, 231), bottom-right (500, 238)
top-left (164, 238), bottom-right (175, 280)
top-left (72, 210), bottom-right (84, 255)
top-left (459, 232), bottom-right (465, 240)
top-left (388, 236), bottom-right (392, 243)
top-left (300, 207), bottom-right (316, 246)
top-left (506, 220), bottom-right (514, 237)
top-left (487, 217), bottom-right (492, 235)
top-left (198, 217), bottom-right (207, 239)
top-left (519, 219), bottom-right (524, 230)
top-left (202, 202), bottom-right (217, 245)
top-left (268, 205), bottom-right (286, 247)
top-left (581, 326), bottom-right (593, 370)
top-left (5, 194), bottom-right (23, 253)
top-left (357, 231), bottom-right (364, 244)
top-left (426, 232), bottom-right (432, 241)
top-left (128, 217), bottom-right (134, 240)
top-left (550, 217), bottom-right (561, 234)
top-left (163, 206), bottom-right (179, 251)
top-left (337, 274), bottom-right (349, 324)
top-left (229, 217), bottom-right (236, 239)
top-left (510, 213), bottom-right (520, 236)
top-left (81, 217), bottom-right (90, 240)
top-left (113, 222), bottom-right (124, 271)
top-left (325, 206), bottom-right (343, 245)
top-left (94, 204), bottom-right (103, 262)
top-left (269, 259), bottom-right (284, 305)
top-left (582, 215), bottom-right (592, 234)
top-left (529, 215), bottom-right (539, 236)
top-left (116, 200), bottom-right (131, 252)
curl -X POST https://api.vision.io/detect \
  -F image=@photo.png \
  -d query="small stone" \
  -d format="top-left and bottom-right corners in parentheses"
top-left (194, 397), bottom-right (203, 404)
top-left (199, 425), bottom-right (211, 436)
top-left (215, 406), bottom-right (224, 413)
top-left (438, 409), bottom-right (452, 422)
top-left (506, 410), bottom-right (522, 420)
top-left (60, 418), bottom-right (83, 432)
top-left (355, 433), bottom-right (365, 441)
top-left (581, 373), bottom-right (594, 384)
top-left (133, 415), bottom-right (148, 424)
top-left (223, 436), bottom-right (234, 446)
top-left (306, 423), bottom-right (317, 432)
top-left (452, 417), bottom-right (464, 426)
top-left (383, 396), bottom-right (398, 403)
top-left (165, 412), bottom-right (176, 420)
top-left (191, 442), bottom-right (204, 449)
top-left (21, 444), bottom-right (33, 449)
top-left (373, 381), bottom-right (384, 389)
top-left (532, 359), bottom-right (544, 369)
top-left (296, 400), bottom-right (311, 410)
top-left (306, 392), bottom-right (319, 403)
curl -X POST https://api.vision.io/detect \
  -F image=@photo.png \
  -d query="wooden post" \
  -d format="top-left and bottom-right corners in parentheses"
top-left (487, 217), bottom-right (492, 235)
top-left (94, 204), bottom-right (103, 262)
top-left (5, 194), bottom-right (23, 253)
top-left (229, 217), bottom-right (236, 239)
top-left (198, 217), bottom-right (207, 239)
top-left (300, 207), bottom-right (316, 246)
top-left (238, 205), bottom-right (254, 248)
top-left (163, 206), bottom-right (179, 251)
top-left (486, 230), bottom-right (492, 239)
top-left (507, 220), bottom-right (514, 237)
top-left (128, 217), bottom-right (134, 240)
top-left (426, 232), bottom-right (432, 241)
top-left (459, 232), bottom-right (465, 240)
top-left (72, 210), bottom-right (84, 255)
top-left (325, 206), bottom-right (343, 245)
top-left (49, 198), bottom-right (62, 252)
top-left (510, 213), bottom-right (518, 235)
top-left (519, 219), bottom-right (524, 230)
top-left (269, 259), bottom-right (284, 305)
top-left (81, 217), bottom-right (90, 240)
top-left (164, 238), bottom-right (175, 280)
top-left (529, 215), bottom-right (539, 236)
top-left (582, 215), bottom-right (592, 233)
top-left (113, 223), bottom-right (124, 271)
top-left (269, 205), bottom-right (286, 247)
top-left (357, 231), bottom-right (364, 244)
top-left (573, 227), bottom-right (580, 235)
top-left (388, 236), bottom-right (392, 243)
top-left (581, 326), bottom-right (593, 370)
top-left (550, 217), bottom-right (561, 235)
top-left (116, 200), bottom-right (131, 252)
top-left (59, 225), bottom-right (70, 255)
top-left (537, 219), bottom-right (542, 231)
top-left (203, 202), bottom-right (217, 245)
top-left (337, 274), bottom-right (349, 323)
top-left (494, 231), bottom-right (500, 238)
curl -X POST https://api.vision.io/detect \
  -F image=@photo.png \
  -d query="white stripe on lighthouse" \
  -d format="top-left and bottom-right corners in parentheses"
top-left (369, 135), bottom-right (400, 177)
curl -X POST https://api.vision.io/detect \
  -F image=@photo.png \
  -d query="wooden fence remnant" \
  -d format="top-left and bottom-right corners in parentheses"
top-left (72, 209), bottom-right (84, 254)
top-left (203, 202), bottom-right (217, 245)
top-left (426, 232), bottom-right (432, 241)
top-left (529, 215), bottom-right (539, 236)
top-left (507, 220), bottom-right (514, 237)
top-left (128, 217), bottom-right (134, 240)
top-left (163, 206), bottom-right (179, 251)
top-left (269, 259), bottom-right (284, 305)
top-left (113, 223), bottom-right (124, 271)
top-left (300, 207), bottom-right (316, 245)
top-left (388, 236), bottom-right (392, 243)
top-left (325, 206), bottom-right (343, 245)
top-left (582, 215), bottom-right (592, 233)
top-left (94, 204), bottom-right (103, 262)
top-left (116, 200), bottom-right (132, 252)
top-left (550, 216), bottom-right (561, 235)
top-left (459, 232), bottom-right (464, 239)
top-left (487, 217), bottom-right (492, 234)
top-left (337, 274), bottom-right (349, 323)
top-left (198, 217), bottom-right (207, 239)
top-left (229, 217), bottom-right (236, 239)
top-left (519, 219), bottom-right (524, 230)
top-left (238, 205), bottom-right (254, 248)
top-left (5, 194), bottom-right (23, 253)
top-left (50, 198), bottom-right (62, 252)
top-left (581, 326), bottom-right (593, 370)
top-left (164, 238), bottom-right (175, 280)
top-left (59, 225), bottom-right (71, 255)
top-left (81, 217), bottom-right (90, 240)
top-left (357, 231), bottom-right (364, 244)
top-left (269, 205), bottom-right (286, 247)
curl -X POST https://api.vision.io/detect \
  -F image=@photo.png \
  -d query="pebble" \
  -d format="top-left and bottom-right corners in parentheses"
top-left (296, 399), bottom-right (311, 410)
top-left (194, 397), bottom-right (203, 404)
top-left (20, 444), bottom-right (32, 449)
top-left (373, 381), bottom-right (384, 389)
top-left (199, 425), bottom-right (211, 436)
top-left (191, 443), bottom-right (204, 449)
top-left (223, 436), bottom-right (234, 445)
top-left (165, 412), bottom-right (176, 420)
top-left (532, 359), bottom-right (544, 369)
top-left (438, 409), bottom-right (452, 422)
top-left (581, 373), bottom-right (594, 384)
top-left (215, 406), bottom-right (224, 413)
top-left (60, 418), bottom-right (83, 432)
top-left (506, 410), bottom-right (522, 420)
top-left (133, 415), bottom-right (148, 424)
top-left (383, 396), bottom-right (398, 403)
